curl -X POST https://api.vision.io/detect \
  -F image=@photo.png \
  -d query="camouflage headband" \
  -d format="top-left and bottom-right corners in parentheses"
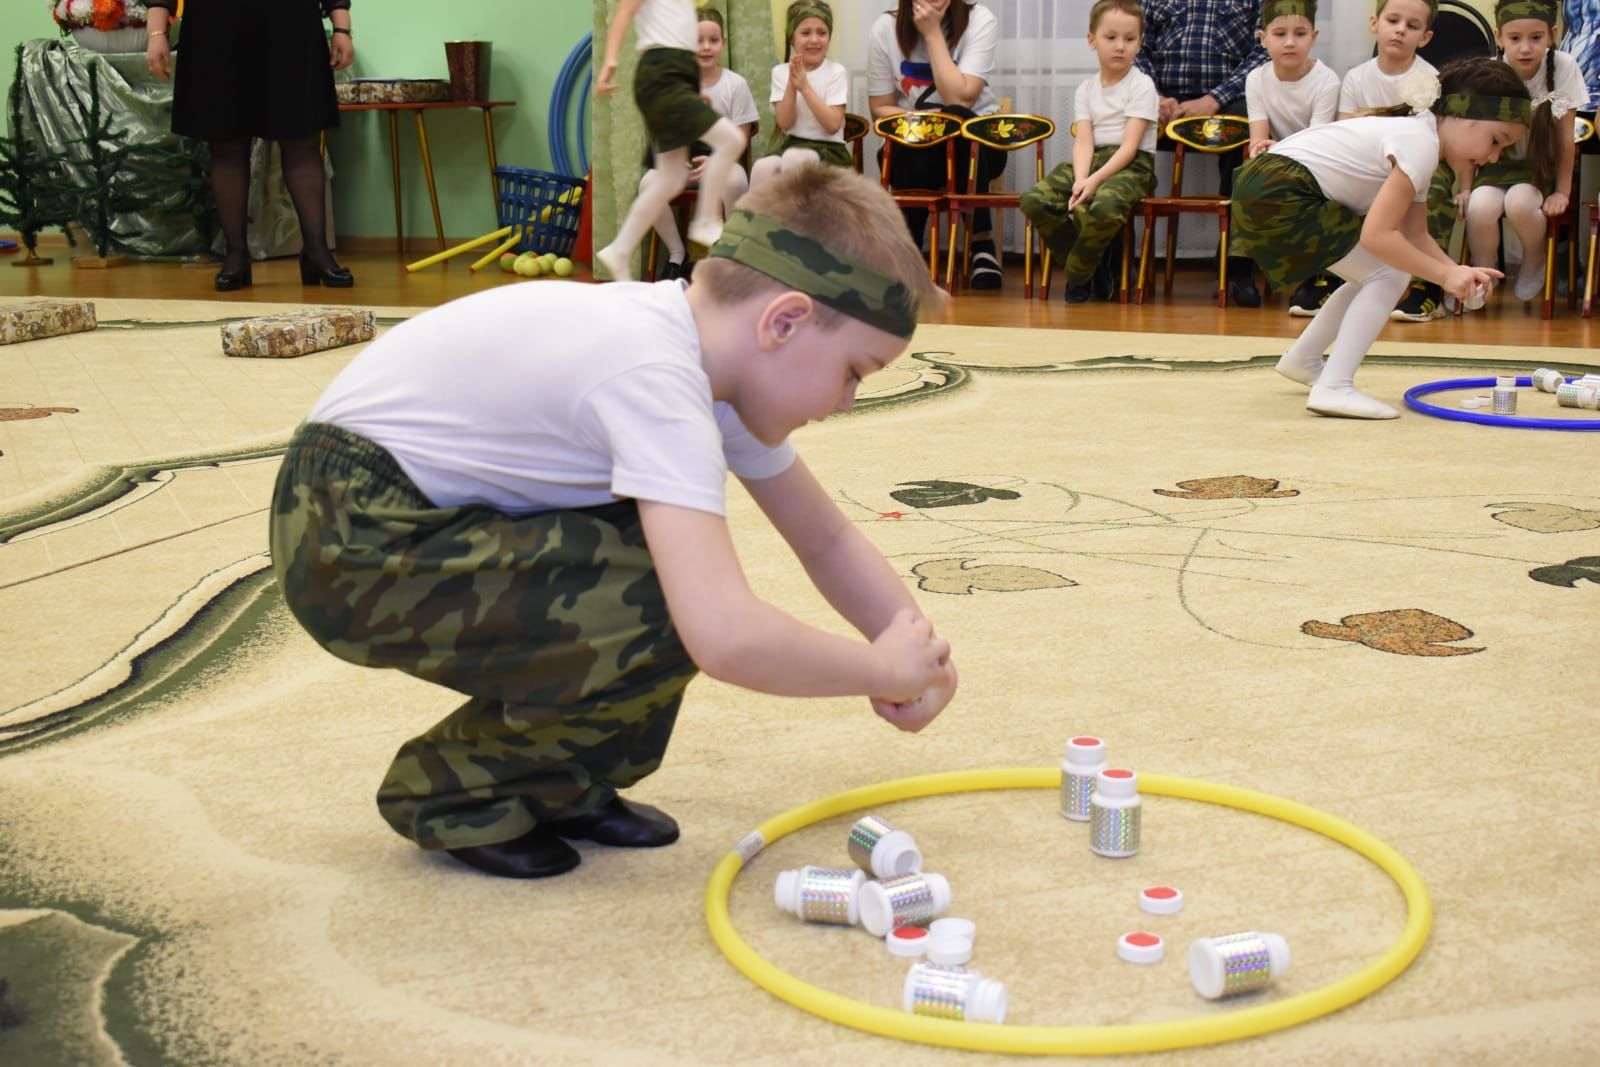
top-left (787, 3), bottom-right (832, 42)
top-left (707, 211), bottom-right (919, 338)
top-left (1496, 1), bottom-right (1557, 27)
top-left (1439, 91), bottom-right (1533, 124)
top-left (1377, 0), bottom-right (1436, 16)
top-left (1261, 0), bottom-right (1316, 28)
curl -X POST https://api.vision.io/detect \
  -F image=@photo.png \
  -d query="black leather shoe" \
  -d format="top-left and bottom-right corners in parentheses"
top-left (445, 827), bottom-right (581, 879)
top-left (214, 265), bottom-right (252, 292)
top-left (300, 253), bottom-right (355, 288)
top-left (550, 797), bottom-right (679, 848)
top-left (1064, 282), bottom-right (1092, 304)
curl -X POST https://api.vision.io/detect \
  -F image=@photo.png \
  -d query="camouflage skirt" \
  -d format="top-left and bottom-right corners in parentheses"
top-left (636, 46), bottom-right (720, 154)
top-left (1231, 153), bottom-right (1364, 291)
top-left (269, 422), bottom-right (698, 850)
top-left (773, 133), bottom-right (855, 170)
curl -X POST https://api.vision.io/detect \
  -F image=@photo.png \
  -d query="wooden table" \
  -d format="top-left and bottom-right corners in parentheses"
top-left (337, 99), bottom-right (516, 252)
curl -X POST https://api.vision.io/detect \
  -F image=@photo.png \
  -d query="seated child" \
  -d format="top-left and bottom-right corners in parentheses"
top-left (647, 7), bottom-right (761, 279)
top-left (270, 166), bottom-right (957, 880)
top-left (1020, 0), bottom-right (1157, 303)
top-left (1244, 0), bottom-right (1341, 316)
top-left (751, 1), bottom-right (852, 185)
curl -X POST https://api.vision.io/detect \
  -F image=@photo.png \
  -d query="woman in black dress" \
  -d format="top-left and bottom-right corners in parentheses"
top-left (145, 0), bottom-right (356, 290)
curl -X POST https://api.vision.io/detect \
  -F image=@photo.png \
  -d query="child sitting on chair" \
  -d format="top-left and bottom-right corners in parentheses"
top-left (1020, 0), bottom-right (1158, 303)
top-left (751, 2), bottom-right (852, 185)
top-left (647, 7), bottom-right (761, 280)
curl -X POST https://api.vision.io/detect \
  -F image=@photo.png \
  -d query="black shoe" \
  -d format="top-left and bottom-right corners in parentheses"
top-left (214, 264), bottom-right (252, 291)
top-left (1092, 258), bottom-right (1116, 301)
top-left (968, 249), bottom-right (1003, 289)
top-left (1390, 281), bottom-right (1443, 322)
top-left (550, 796), bottom-right (679, 848)
top-left (1226, 273), bottom-right (1261, 308)
top-left (1289, 275), bottom-right (1332, 317)
top-left (660, 259), bottom-right (688, 281)
top-left (1064, 281), bottom-right (1092, 303)
top-left (300, 253), bottom-right (355, 288)
top-left (445, 827), bottom-right (581, 879)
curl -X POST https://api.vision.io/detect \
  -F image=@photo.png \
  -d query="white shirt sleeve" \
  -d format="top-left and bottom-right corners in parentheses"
top-left (1338, 69), bottom-right (1359, 116)
top-left (1311, 65), bottom-right (1340, 126)
top-left (1555, 51), bottom-right (1592, 111)
top-left (1246, 67), bottom-right (1267, 124)
top-left (716, 405), bottom-right (796, 481)
top-left (723, 72), bottom-right (760, 127)
top-left (770, 62), bottom-right (789, 104)
top-left (582, 364), bottom-right (731, 515)
top-left (1127, 72), bottom-right (1160, 123)
top-left (866, 15), bottom-right (896, 98)
top-left (953, 8), bottom-right (997, 82)
top-left (1073, 79), bottom-right (1091, 133)
top-left (823, 60), bottom-right (850, 107)
top-left (1381, 125), bottom-right (1436, 200)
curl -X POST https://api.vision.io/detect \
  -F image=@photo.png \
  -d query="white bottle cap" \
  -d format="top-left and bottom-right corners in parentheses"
top-left (929, 917), bottom-right (976, 941)
top-left (870, 829), bottom-right (923, 879)
top-left (1496, 375), bottom-right (1517, 389)
top-left (966, 976), bottom-right (1008, 1024)
top-left (1139, 885), bottom-right (1184, 915)
top-left (1095, 767), bottom-right (1138, 797)
top-left (926, 935), bottom-right (974, 966)
top-left (1460, 396), bottom-right (1489, 409)
top-left (1188, 932), bottom-right (1291, 1000)
top-left (886, 925), bottom-right (930, 958)
top-left (1117, 931), bottom-right (1165, 964)
top-left (859, 872), bottom-right (952, 937)
top-left (1064, 735), bottom-right (1105, 765)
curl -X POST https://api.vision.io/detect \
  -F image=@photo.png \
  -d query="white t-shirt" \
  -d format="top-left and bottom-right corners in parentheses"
top-left (1074, 68), bottom-right (1159, 153)
top-left (1270, 113), bottom-right (1439, 212)
top-left (310, 281), bottom-right (795, 516)
top-left (703, 68), bottom-right (759, 129)
top-left (1338, 56), bottom-right (1438, 115)
top-left (771, 58), bottom-right (849, 142)
top-left (1246, 60), bottom-right (1341, 139)
top-left (865, 7), bottom-right (999, 116)
top-left (1503, 50), bottom-right (1591, 161)
top-left (634, 0), bottom-right (697, 52)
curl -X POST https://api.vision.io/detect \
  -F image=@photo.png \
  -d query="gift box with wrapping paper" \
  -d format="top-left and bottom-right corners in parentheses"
top-left (0, 300), bottom-right (97, 346)
top-left (221, 307), bottom-right (375, 359)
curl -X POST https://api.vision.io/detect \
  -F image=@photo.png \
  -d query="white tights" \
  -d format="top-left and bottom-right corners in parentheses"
top-left (1465, 183), bottom-right (1548, 299)
top-left (1277, 244), bottom-right (1411, 418)
top-left (646, 164), bottom-right (750, 263)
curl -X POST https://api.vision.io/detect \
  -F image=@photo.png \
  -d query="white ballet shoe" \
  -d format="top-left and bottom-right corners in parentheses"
top-left (1512, 262), bottom-right (1544, 302)
top-left (594, 244), bottom-right (632, 283)
top-left (1306, 385), bottom-right (1400, 420)
top-left (687, 218), bottom-right (723, 248)
top-left (1275, 351), bottom-right (1324, 388)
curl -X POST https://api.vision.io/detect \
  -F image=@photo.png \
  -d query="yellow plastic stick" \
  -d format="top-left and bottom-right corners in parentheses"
top-left (405, 225), bottom-right (514, 273)
top-left (706, 768), bottom-right (1432, 1055)
top-left (470, 231), bottom-right (523, 273)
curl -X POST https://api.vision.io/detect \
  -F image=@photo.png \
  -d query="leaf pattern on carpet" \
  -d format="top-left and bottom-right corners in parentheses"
top-left (1487, 502), bottom-right (1600, 533)
top-left (1154, 476), bottom-right (1299, 499)
top-left (912, 557), bottom-right (1076, 594)
top-left (1528, 557), bottom-right (1600, 588)
top-left (0, 406), bottom-right (78, 422)
top-left (1301, 609), bottom-right (1484, 656)
top-left (889, 480), bottom-right (1022, 509)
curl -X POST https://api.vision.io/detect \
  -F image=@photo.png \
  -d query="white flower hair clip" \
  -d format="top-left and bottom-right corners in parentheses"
top-left (1533, 88), bottom-right (1577, 120)
top-left (1400, 68), bottom-right (1442, 115)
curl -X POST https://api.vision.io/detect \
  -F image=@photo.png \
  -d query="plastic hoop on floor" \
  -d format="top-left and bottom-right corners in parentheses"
top-left (1404, 376), bottom-right (1600, 430)
top-left (704, 768), bottom-right (1432, 1055)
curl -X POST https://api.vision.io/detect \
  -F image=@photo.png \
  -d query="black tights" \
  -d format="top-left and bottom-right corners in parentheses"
top-left (209, 135), bottom-right (338, 272)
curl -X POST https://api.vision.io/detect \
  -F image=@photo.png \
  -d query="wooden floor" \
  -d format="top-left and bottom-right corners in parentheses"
top-left (5, 248), bottom-right (1597, 347)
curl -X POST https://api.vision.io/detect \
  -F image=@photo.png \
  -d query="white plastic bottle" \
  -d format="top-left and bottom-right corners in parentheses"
top-left (903, 961), bottom-right (1007, 1023)
top-left (1188, 931), bottom-right (1291, 999)
top-left (1089, 768), bottom-right (1141, 857)
top-left (773, 865), bottom-right (866, 926)
top-left (859, 872), bottom-right (952, 937)
top-left (1060, 735), bottom-right (1106, 821)
top-left (846, 814), bottom-right (923, 879)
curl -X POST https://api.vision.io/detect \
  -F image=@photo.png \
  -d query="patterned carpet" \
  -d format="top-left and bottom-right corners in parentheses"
top-left (1, 298), bottom-right (1597, 1065)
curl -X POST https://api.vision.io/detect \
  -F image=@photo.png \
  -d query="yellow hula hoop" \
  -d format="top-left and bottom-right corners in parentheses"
top-left (704, 768), bottom-right (1432, 1055)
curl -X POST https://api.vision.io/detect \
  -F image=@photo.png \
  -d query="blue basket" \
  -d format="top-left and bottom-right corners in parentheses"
top-left (495, 166), bottom-right (586, 256)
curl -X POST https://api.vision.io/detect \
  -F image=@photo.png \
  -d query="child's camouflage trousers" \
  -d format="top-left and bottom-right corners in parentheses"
top-left (269, 422), bottom-right (698, 850)
top-left (1020, 146), bottom-right (1155, 284)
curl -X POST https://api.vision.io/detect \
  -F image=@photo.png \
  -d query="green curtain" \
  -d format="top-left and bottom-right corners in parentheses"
top-left (591, 0), bottom-right (775, 278)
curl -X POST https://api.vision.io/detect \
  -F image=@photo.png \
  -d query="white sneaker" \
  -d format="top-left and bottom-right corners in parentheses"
top-left (1275, 351), bottom-right (1323, 388)
top-left (1306, 385), bottom-right (1401, 420)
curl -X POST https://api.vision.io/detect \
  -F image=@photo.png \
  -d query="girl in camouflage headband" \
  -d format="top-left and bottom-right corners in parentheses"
top-left (1453, 0), bottom-right (1588, 308)
top-left (1231, 57), bottom-right (1526, 420)
top-left (752, 2), bottom-right (854, 183)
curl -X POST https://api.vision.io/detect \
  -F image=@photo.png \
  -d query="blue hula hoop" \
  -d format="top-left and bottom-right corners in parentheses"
top-left (1403, 376), bottom-right (1600, 430)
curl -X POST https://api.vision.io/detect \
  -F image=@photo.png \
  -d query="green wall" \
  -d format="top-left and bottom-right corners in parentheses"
top-left (0, 2), bottom-right (594, 242)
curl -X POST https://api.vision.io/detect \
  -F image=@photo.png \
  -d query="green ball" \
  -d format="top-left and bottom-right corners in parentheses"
top-left (553, 257), bottom-right (574, 277)
top-left (514, 254), bottom-right (538, 277)
top-left (499, 252), bottom-right (517, 272)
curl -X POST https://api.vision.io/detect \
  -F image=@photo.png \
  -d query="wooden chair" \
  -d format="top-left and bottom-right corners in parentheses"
top-left (874, 111), bottom-right (964, 284)
top-left (844, 112), bottom-right (870, 173)
top-left (1133, 114), bottom-right (1251, 308)
top-left (1038, 121), bottom-right (1138, 303)
top-left (943, 113), bottom-right (1055, 297)
top-left (642, 139), bottom-right (757, 281)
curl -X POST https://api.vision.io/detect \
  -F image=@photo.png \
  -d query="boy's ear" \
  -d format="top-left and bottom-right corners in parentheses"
top-left (1420, 27), bottom-right (1433, 47)
top-left (756, 291), bottom-right (816, 350)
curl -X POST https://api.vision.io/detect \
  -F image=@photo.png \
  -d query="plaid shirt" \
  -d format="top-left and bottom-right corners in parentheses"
top-left (1133, 0), bottom-right (1268, 111)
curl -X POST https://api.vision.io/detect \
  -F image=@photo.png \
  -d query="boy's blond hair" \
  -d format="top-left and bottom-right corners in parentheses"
top-left (694, 164), bottom-right (946, 327)
top-left (1090, 0), bottom-right (1144, 32)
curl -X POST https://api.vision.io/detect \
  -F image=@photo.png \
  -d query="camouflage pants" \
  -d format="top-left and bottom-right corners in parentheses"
top-left (636, 47), bottom-right (720, 154)
top-left (1425, 162), bottom-right (1457, 251)
top-left (1020, 146), bottom-right (1155, 284)
top-left (268, 422), bottom-right (698, 850)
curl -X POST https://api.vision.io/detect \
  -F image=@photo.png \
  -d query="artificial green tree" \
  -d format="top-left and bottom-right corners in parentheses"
top-left (0, 44), bottom-right (74, 266)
